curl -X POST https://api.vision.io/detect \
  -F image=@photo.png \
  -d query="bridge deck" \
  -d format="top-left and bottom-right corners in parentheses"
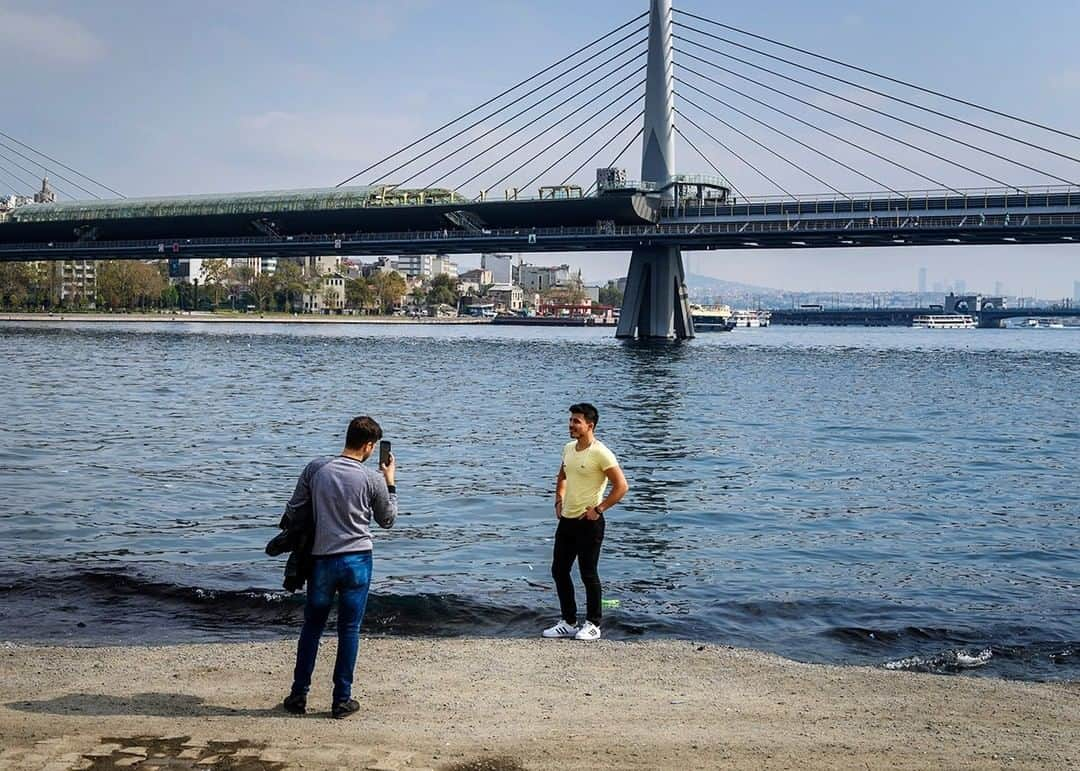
top-left (2, 188), bottom-right (1080, 260)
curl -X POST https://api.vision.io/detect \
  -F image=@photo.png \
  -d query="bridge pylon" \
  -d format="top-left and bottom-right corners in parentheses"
top-left (616, 0), bottom-right (695, 340)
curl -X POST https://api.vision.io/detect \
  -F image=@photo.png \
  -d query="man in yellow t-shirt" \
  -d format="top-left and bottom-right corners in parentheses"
top-left (542, 403), bottom-right (629, 642)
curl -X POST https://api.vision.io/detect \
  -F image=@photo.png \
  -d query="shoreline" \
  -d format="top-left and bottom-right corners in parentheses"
top-left (0, 311), bottom-right (492, 325)
top-left (1, 638), bottom-right (1075, 770)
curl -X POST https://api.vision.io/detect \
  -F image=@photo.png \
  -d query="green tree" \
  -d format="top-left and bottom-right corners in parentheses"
top-left (0, 262), bottom-right (34, 309)
top-left (427, 273), bottom-right (460, 308)
top-left (408, 284), bottom-right (428, 311)
top-left (96, 260), bottom-right (165, 309)
top-left (369, 271), bottom-right (406, 314)
top-left (250, 273), bottom-right (276, 311)
top-left (345, 277), bottom-right (374, 312)
top-left (201, 258), bottom-right (231, 308)
top-left (274, 260), bottom-right (305, 311)
top-left (599, 281), bottom-right (623, 307)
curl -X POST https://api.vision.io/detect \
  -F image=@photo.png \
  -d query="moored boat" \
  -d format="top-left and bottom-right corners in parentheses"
top-left (690, 304), bottom-right (735, 332)
top-left (912, 314), bottom-right (977, 329)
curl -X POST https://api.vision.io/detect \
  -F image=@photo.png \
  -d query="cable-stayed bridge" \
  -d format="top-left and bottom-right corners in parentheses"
top-left (2, 0), bottom-right (1080, 338)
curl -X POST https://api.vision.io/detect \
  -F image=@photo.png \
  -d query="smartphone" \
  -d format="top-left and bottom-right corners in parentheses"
top-left (378, 440), bottom-right (391, 467)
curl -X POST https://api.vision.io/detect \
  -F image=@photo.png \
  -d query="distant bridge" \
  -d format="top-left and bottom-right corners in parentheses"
top-left (771, 306), bottom-right (1080, 329)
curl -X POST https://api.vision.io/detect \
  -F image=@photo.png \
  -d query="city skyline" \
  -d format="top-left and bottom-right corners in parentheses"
top-left (3, 1), bottom-right (1080, 292)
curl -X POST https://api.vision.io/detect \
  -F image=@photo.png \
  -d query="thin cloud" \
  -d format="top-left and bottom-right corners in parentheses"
top-left (0, 6), bottom-right (106, 64)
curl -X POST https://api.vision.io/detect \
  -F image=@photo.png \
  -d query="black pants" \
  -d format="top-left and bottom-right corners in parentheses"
top-left (552, 514), bottom-right (605, 626)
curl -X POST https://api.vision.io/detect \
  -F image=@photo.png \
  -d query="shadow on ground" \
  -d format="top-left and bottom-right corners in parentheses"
top-left (6, 692), bottom-right (282, 719)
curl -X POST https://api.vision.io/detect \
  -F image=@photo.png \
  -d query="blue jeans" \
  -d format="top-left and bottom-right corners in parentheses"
top-left (291, 551), bottom-right (372, 704)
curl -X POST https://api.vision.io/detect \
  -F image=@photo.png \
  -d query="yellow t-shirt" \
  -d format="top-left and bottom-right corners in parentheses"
top-left (561, 439), bottom-right (619, 519)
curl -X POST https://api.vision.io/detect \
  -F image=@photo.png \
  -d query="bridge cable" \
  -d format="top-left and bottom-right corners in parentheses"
top-left (674, 9), bottom-right (1080, 146)
top-left (456, 79), bottom-right (644, 195)
top-left (409, 45), bottom-right (648, 189)
top-left (584, 125), bottom-right (645, 196)
top-left (673, 125), bottom-right (744, 199)
top-left (674, 38), bottom-right (1077, 187)
top-left (335, 12), bottom-right (648, 187)
top-left (425, 58), bottom-right (644, 192)
top-left (0, 139), bottom-right (102, 199)
top-left (672, 18), bottom-right (1080, 167)
top-left (0, 149), bottom-right (76, 200)
top-left (674, 109), bottom-right (792, 197)
top-left (518, 104), bottom-right (646, 195)
top-left (369, 26), bottom-right (647, 187)
top-left (677, 96), bottom-right (837, 197)
top-left (677, 85), bottom-right (863, 198)
top-left (453, 77), bottom-right (646, 193)
top-left (678, 61), bottom-right (968, 193)
top-left (480, 82), bottom-right (644, 196)
top-left (0, 160), bottom-right (39, 195)
top-left (0, 130), bottom-right (125, 198)
top-left (561, 109), bottom-right (648, 187)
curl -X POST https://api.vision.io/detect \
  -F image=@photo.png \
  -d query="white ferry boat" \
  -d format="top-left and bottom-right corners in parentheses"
top-left (911, 314), bottom-right (977, 329)
top-left (690, 304), bottom-right (735, 332)
top-left (730, 309), bottom-right (772, 328)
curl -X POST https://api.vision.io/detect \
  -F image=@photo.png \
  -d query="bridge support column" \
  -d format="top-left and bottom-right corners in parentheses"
top-left (616, 245), bottom-right (694, 339)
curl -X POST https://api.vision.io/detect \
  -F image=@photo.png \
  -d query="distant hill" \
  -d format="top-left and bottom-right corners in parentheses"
top-left (683, 272), bottom-right (782, 295)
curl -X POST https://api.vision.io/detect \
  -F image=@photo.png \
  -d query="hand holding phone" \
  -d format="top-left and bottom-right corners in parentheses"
top-left (378, 440), bottom-right (395, 487)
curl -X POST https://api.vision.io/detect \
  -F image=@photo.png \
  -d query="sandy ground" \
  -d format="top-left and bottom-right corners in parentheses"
top-left (0, 312), bottom-right (489, 325)
top-left (0, 639), bottom-right (1075, 770)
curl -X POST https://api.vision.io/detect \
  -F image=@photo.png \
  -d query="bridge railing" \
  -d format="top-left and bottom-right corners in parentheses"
top-left (660, 184), bottom-right (1080, 219)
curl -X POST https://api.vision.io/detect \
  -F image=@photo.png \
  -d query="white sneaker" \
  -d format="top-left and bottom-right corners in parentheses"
top-left (542, 620), bottom-right (579, 638)
top-left (574, 621), bottom-right (601, 641)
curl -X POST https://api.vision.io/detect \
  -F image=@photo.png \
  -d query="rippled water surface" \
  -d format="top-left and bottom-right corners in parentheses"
top-left (0, 321), bottom-right (1077, 681)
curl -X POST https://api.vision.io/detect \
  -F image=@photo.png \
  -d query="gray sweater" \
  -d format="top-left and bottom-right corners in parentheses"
top-left (283, 455), bottom-right (397, 556)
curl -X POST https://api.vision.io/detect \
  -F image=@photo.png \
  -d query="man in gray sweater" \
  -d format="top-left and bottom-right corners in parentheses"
top-left (282, 416), bottom-right (397, 719)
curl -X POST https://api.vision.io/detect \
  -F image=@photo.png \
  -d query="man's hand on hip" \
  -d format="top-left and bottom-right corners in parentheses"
top-left (582, 506), bottom-right (601, 521)
top-left (554, 498), bottom-right (563, 519)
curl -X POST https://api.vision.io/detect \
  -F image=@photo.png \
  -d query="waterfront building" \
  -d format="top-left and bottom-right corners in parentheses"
top-left (56, 260), bottom-right (96, 307)
top-left (488, 283), bottom-right (524, 311)
top-left (584, 285), bottom-right (601, 303)
top-left (229, 257), bottom-right (261, 275)
top-left (302, 272), bottom-right (346, 314)
top-left (304, 255), bottom-right (341, 278)
top-left (394, 253), bottom-right (434, 279)
top-left (260, 256), bottom-right (277, 276)
top-left (167, 257), bottom-right (206, 285)
top-left (518, 263), bottom-right (571, 292)
top-left (431, 255), bottom-right (458, 280)
top-left (460, 268), bottom-right (493, 287)
top-left (31, 259), bottom-right (97, 307)
top-left (481, 253), bottom-right (515, 285)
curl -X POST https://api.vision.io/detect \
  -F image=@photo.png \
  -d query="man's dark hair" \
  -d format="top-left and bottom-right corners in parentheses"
top-left (569, 402), bottom-right (599, 427)
top-left (345, 416), bottom-right (383, 449)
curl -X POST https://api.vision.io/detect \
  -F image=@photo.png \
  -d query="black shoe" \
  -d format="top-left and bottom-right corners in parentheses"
top-left (283, 693), bottom-right (307, 715)
top-left (331, 698), bottom-right (360, 719)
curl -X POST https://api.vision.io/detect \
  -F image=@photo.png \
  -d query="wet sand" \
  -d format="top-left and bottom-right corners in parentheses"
top-left (0, 638), bottom-right (1075, 770)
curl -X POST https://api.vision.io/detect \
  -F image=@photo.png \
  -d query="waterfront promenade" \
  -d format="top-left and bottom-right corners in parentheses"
top-left (1, 638), bottom-right (1075, 770)
top-left (0, 312), bottom-right (491, 325)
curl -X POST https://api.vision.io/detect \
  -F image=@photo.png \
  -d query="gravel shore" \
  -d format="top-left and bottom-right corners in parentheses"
top-left (0, 638), bottom-right (1075, 770)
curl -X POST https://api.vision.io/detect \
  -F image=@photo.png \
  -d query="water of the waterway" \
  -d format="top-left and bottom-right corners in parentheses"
top-left (0, 321), bottom-right (1076, 681)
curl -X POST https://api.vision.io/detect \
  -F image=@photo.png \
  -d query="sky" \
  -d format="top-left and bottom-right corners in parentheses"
top-left (3, 0), bottom-right (1080, 297)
